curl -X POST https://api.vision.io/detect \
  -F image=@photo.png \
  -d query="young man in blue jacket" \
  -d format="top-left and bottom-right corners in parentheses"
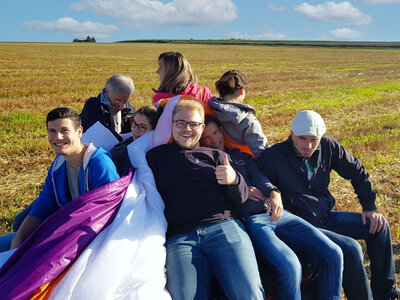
top-left (0, 107), bottom-right (119, 251)
top-left (257, 110), bottom-right (399, 300)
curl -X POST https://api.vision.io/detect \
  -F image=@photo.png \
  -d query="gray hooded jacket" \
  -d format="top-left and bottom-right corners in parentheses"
top-left (208, 97), bottom-right (268, 157)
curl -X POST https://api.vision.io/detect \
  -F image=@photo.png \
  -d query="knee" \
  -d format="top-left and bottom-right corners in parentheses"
top-left (341, 239), bottom-right (364, 265)
top-left (280, 254), bottom-right (302, 280)
top-left (319, 243), bottom-right (344, 276)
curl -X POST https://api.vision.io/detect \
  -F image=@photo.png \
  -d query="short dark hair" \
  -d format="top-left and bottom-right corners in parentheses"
top-left (204, 116), bottom-right (221, 128)
top-left (133, 105), bottom-right (163, 129)
top-left (46, 107), bottom-right (81, 129)
top-left (215, 70), bottom-right (248, 99)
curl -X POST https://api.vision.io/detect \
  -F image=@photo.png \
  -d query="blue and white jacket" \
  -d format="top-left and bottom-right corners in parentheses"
top-left (29, 143), bottom-right (119, 221)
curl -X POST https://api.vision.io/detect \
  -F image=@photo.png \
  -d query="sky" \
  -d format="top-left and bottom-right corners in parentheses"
top-left (1, 0), bottom-right (399, 42)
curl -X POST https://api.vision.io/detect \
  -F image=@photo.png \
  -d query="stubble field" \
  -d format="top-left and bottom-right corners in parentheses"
top-left (0, 42), bottom-right (399, 284)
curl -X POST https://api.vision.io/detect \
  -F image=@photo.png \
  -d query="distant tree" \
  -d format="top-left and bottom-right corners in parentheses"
top-left (73, 36), bottom-right (96, 43)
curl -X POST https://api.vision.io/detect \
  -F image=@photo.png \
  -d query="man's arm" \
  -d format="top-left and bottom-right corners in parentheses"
top-left (88, 150), bottom-right (120, 190)
top-left (330, 137), bottom-right (386, 233)
top-left (331, 137), bottom-right (376, 211)
top-left (10, 215), bottom-right (41, 249)
top-left (243, 117), bottom-right (268, 158)
top-left (245, 158), bottom-right (283, 221)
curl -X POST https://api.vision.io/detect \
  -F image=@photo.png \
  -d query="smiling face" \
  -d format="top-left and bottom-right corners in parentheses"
top-left (156, 58), bottom-right (167, 83)
top-left (290, 131), bottom-right (321, 158)
top-left (131, 113), bottom-right (152, 140)
top-left (106, 90), bottom-right (131, 111)
top-left (172, 108), bottom-right (205, 149)
top-left (47, 118), bottom-right (83, 157)
top-left (200, 121), bottom-right (225, 151)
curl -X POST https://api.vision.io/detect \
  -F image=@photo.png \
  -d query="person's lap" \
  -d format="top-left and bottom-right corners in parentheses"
top-left (244, 210), bottom-right (343, 299)
top-left (319, 210), bottom-right (395, 300)
top-left (165, 219), bottom-right (264, 300)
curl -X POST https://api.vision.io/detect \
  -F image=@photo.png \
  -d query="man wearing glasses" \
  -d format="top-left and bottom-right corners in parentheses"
top-left (146, 100), bottom-right (264, 299)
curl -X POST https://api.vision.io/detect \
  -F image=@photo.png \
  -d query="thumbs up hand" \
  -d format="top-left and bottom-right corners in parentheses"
top-left (215, 153), bottom-right (238, 185)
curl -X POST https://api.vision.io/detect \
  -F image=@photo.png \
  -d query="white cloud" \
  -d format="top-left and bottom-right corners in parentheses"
top-left (329, 27), bottom-right (370, 39)
top-left (267, 3), bottom-right (286, 12)
top-left (360, 0), bottom-right (400, 3)
top-left (22, 17), bottom-right (118, 38)
top-left (294, 2), bottom-right (372, 26)
top-left (228, 28), bottom-right (285, 40)
top-left (69, 0), bottom-right (237, 29)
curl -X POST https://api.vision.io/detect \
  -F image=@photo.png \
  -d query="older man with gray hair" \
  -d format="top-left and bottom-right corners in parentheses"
top-left (80, 74), bottom-right (135, 139)
top-left (257, 110), bottom-right (398, 300)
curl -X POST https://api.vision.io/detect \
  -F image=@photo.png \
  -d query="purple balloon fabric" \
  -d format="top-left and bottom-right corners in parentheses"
top-left (0, 171), bottom-right (133, 299)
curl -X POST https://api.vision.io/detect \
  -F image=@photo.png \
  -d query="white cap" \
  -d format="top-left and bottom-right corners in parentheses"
top-left (291, 110), bottom-right (326, 137)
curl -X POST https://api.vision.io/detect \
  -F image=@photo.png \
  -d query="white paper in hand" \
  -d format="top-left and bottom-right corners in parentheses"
top-left (81, 121), bottom-right (119, 150)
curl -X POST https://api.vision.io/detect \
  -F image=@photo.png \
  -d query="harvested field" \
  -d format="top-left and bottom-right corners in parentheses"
top-left (0, 42), bottom-right (399, 287)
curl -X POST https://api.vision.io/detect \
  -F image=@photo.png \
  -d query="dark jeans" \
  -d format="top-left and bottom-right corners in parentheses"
top-left (318, 210), bottom-right (396, 300)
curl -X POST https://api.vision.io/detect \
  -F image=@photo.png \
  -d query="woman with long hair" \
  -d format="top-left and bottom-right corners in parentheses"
top-left (153, 51), bottom-right (211, 104)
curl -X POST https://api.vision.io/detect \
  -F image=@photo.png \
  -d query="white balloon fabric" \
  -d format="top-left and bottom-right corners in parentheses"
top-left (50, 132), bottom-right (171, 300)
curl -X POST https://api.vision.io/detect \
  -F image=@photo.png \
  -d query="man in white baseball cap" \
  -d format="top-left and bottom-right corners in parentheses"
top-left (257, 110), bottom-right (398, 300)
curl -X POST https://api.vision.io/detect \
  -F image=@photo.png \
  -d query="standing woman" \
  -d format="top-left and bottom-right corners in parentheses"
top-left (152, 51), bottom-right (212, 104)
top-left (208, 70), bottom-right (268, 157)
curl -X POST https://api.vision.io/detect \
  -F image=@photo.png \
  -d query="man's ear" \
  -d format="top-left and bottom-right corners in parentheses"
top-left (77, 126), bottom-right (83, 138)
top-left (199, 123), bottom-right (205, 134)
top-left (239, 87), bottom-right (245, 95)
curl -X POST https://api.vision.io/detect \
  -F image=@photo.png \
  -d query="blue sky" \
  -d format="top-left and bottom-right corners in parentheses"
top-left (1, 0), bottom-right (399, 42)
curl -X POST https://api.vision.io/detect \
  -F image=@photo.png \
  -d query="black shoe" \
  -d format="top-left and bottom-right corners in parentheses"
top-left (387, 286), bottom-right (400, 300)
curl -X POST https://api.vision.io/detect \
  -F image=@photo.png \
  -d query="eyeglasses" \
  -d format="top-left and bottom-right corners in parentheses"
top-left (131, 120), bottom-right (149, 133)
top-left (173, 120), bottom-right (203, 130)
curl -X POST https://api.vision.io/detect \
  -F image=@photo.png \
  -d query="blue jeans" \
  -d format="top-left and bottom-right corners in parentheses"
top-left (318, 210), bottom-right (396, 300)
top-left (243, 211), bottom-right (343, 300)
top-left (165, 219), bottom-right (265, 300)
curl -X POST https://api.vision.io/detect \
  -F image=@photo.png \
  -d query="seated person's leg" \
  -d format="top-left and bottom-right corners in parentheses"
top-left (203, 219), bottom-right (265, 300)
top-left (325, 210), bottom-right (396, 299)
top-left (243, 211), bottom-right (302, 300)
top-left (165, 231), bottom-right (212, 300)
top-left (270, 212), bottom-right (343, 300)
top-left (319, 228), bottom-right (372, 300)
top-left (13, 203), bottom-right (33, 232)
top-left (0, 232), bottom-right (17, 252)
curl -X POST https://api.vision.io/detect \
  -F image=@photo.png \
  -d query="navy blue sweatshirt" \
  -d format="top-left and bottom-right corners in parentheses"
top-left (257, 135), bottom-right (376, 226)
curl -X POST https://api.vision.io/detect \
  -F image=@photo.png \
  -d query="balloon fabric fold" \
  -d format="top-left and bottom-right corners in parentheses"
top-left (0, 171), bottom-right (132, 299)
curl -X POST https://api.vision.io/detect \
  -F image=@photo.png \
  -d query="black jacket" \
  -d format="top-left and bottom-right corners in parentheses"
top-left (80, 93), bottom-right (135, 141)
top-left (226, 148), bottom-right (277, 216)
top-left (257, 135), bottom-right (376, 226)
top-left (146, 142), bottom-right (248, 238)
